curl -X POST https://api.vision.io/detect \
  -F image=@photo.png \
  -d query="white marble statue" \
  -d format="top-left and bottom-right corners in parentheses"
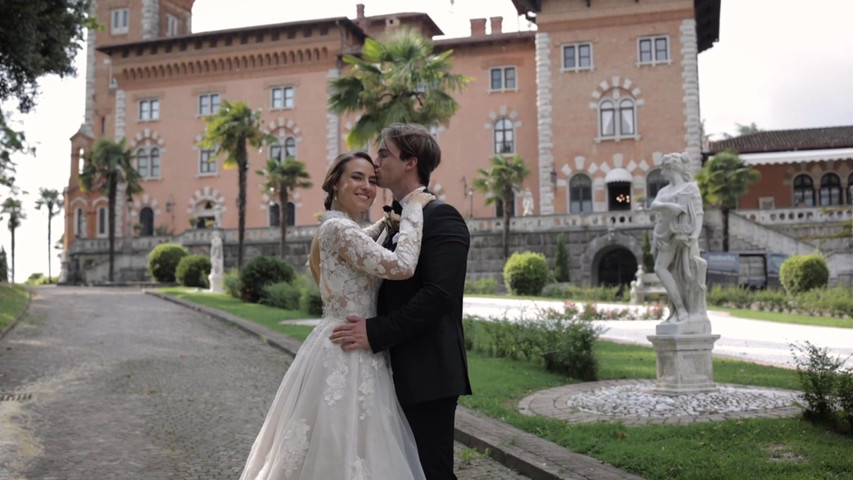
top-left (521, 188), bottom-right (534, 216)
top-left (649, 152), bottom-right (708, 325)
top-left (209, 230), bottom-right (224, 293)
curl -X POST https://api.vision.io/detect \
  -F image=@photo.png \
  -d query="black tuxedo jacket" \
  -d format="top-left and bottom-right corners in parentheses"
top-left (366, 199), bottom-right (472, 406)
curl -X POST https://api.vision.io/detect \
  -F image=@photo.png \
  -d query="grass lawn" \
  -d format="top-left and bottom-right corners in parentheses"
top-left (0, 284), bottom-right (28, 331)
top-left (710, 305), bottom-right (853, 329)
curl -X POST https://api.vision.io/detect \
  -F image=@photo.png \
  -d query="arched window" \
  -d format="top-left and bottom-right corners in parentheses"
top-left (494, 118), bottom-right (514, 154)
top-left (269, 203), bottom-right (280, 226)
top-left (270, 142), bottom-right (282, 162)
top-left (284, 137), bottom-right (296, 159)
top-left (619, 99), bottom-right (635, 135)
top-left (793, 174), bottom-right (815, 207)
top-left (149, 148), bottom-right (160, 178)
top-left (599, 97), bottom-right (637, 139)
top-left (137, 148), bottom-right (149, 177)
top-left (97, 206), bottom-right (108, 237)
top-left (599, 100), bottom-right (615, 137)
top-left (75, 207), bottom-right (85, 238)
top-left (570, 174), bottom-right (593, 213)
top-left (819, 173), bottom-right (842, 206)
top-left (646, 169), bottom-right (666, 206)
top-left (848, 173), bottom-right (853, 205)
top-left (139, 207), bottom-right (154, 236)
top-left (287, 202), bottom-right (296, 226)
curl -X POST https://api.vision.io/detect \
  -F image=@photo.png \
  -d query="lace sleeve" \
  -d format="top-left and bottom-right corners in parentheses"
top-left (362, 218), bottom-right (386, 240)
top-left (330, 204), bottom-right (424, 280)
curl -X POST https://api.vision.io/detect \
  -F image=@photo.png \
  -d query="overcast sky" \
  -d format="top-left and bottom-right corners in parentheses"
top-left (2, 0), bottom-right (851, 282)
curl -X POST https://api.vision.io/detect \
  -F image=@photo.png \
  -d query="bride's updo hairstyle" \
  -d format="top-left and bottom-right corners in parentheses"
top-left (322, 151), bottom-right (374, 210)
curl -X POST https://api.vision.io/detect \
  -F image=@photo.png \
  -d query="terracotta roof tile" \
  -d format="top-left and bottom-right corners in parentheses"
top-left (708, 125), bottom-right (853, 154)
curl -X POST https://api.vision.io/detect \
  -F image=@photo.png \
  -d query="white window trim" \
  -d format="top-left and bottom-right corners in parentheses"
top-left (110, 8), bottom-right (129, 35)
top-left (636, 35), bottom-right (671, 67)
top-left (561, 42), bottom-right (594, 72)
top-left (197, 92), bottom-right (220, 116)
top-left (270, 86), bottom-right (295, 110)
top-left (138, 98), bottom-right (160, 122)
top-left (488, 66), bottom-right (518, 93)
top-left (595, 97), bottom-right (640, 143)
top-left (198, 148), bottom-right (217, 177)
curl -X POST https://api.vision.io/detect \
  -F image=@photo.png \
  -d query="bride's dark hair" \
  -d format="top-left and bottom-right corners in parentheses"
top-left (322, 151), bottom-right (374, 210)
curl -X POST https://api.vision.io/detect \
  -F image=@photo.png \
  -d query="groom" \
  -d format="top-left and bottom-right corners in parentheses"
top-left (331, 123), bottom-right (472, 479)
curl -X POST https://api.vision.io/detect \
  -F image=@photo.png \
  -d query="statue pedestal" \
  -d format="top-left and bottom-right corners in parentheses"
top-left (208, 273), bottom-right (224, 294)
top-left (647, 326), bottom-right (720, 395)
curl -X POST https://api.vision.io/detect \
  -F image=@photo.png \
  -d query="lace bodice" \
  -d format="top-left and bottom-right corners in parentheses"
top-left (317, 204), bottom-right (424, 319)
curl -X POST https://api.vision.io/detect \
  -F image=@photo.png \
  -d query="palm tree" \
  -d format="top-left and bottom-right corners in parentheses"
top-left (35, 188), bottom-right (62, 282)
top-left (79, 138), bottom-right (142, 282)
top-left (696, 149), bottom-right (761, 252)
top-left (199, 100), bottom-right (267, 268)
top-left (473, 154), bottom-right (531, 259)
top-left (257, 157), bottom-right (312, 257)
top-left (723, 122), bottom-right (761, 139)
top-left (1, 197), bottom-right (25, 283)
top-left (328, 27), bottom-right (470, 148)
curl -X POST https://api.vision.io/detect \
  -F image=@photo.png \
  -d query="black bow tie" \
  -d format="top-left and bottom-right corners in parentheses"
top-left (391, 200), bottom-right (403, 214)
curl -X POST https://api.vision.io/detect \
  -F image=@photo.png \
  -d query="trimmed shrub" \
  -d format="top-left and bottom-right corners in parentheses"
top-left (780, 253), bottom-right (829, 295)
top-left (239, 256), bottom-right (295, 303)
top-left (175, 254), bottom-right (211, 288)
top-left (503, 251), bottom-right (549, 296)
top-left (224, 268), bottom-right (242, 299)
top-left (464, 277), bottom-right (498, 295)
top-left (300, 282), bottom-right (323, 316)
top-left (262, 281), bottom-right (301, 310)
top-left (553, 233), bottom-right (570, 282)
top-left (148, 243), bottom-right (189, 283)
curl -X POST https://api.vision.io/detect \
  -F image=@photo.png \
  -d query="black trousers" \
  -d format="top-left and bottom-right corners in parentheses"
top-left (402, 396), bottom-right (459, 480)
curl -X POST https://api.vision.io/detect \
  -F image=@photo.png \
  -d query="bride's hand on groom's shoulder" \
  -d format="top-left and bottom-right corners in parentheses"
top-left (409, 191), bottom-right (435, 208)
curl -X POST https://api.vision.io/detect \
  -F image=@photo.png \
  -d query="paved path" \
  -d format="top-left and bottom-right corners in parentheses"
top-left (0, 287), bottom-right (532, 479)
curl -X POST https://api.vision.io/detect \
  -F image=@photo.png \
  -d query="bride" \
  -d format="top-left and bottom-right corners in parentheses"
top-left (240, 151), bottom-right (432, 480)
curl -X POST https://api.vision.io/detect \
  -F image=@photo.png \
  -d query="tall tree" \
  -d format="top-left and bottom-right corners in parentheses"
top-left (473, 154), bottom-right (531, 259)
top-left (257, 157), bottom-right (312, 257)
top-left (328, 27), bottom-right (470, 148)
top-left (199, 100), bottom-right (267, 268)
top-left (696, 149), bottom-right (761, 252)
top-left (79, 138), bottom-right (142, 282)
top-left (35, 188), bottom-right (63, 282)
top-left (0, 246), bottom-right (7, 283)
top-left (1, 198), bottom-right (25, 283)
top-left (0, 0), bottom-right (94, 187)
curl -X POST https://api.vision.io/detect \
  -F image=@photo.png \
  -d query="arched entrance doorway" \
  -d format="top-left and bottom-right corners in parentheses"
top-left (596, 246), bottom-right (637, 287)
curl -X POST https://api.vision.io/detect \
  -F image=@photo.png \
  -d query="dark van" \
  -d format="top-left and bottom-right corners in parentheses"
top-left (703, 252), bottom-right (788, 289)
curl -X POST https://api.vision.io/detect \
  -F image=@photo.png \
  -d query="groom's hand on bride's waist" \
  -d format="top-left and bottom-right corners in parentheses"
top-left (330, 316), bottom-right (371, 352)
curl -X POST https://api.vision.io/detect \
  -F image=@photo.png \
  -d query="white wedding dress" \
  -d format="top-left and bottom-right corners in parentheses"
top-left (240, 205), bottom-right (426, 480)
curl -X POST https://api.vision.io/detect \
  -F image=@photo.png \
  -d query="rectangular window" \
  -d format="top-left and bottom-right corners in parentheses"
top-left (562, 43), bottom-right (593, 71)
top-left (198, 93), bottom-right (220, 116)
top-left (638, 36), bottom-right (669, 65)
top-left (271, 86), bottom-right (294, 109)
top-left (167, 14), bottom-right (179, 36)
top-left (111, 8), bottom-right (129, 35)
top-left (199, 148), bottom-right (216, 175)
top-left (489, 66), bottom-right (517, 92)
top-left (139, 99), bottom-right (160, 121)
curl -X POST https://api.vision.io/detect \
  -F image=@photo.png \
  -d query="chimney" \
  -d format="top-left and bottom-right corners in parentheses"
top-left (356, 4), bottom-right (365, 20)
top-left (470, 18), bottom-right (486, 37)
top-left (489, 16), bottom-right (503, 35)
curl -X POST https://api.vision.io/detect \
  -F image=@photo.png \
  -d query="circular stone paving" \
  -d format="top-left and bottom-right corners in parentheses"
top-left (518, 379), bottom-right (802, 426)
